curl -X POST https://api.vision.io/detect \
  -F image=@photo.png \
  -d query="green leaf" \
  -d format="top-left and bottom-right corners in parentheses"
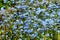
top-left (0, 30), bottom-right (2, 34)
top-left (38, 0), bottom-right (42, 2)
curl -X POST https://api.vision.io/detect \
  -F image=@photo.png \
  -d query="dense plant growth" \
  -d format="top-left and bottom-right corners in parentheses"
top-left (0, 0), bottom-right (60, 40)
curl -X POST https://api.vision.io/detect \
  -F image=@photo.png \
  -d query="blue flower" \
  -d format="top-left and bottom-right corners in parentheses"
top-left (13, 31), bottom-right (16, 34)
top-left (1, 7), bottom-right (5, 11)
top-left (20, 15), bottom-right (25, 18)
top-left (35, 8), bottom-right (41, 15)
top-left (3, 0), bottom-right (7, 3)
top-left (12, 25), bottom-right (17, 30)
top-left (58, 30), bottom-right (60, 33)
top-left (42, 21), bottom-right (47, 27)
top-left (19, 20), bottom-right (23, 24)
top-left (15, 5), bottom-right (21, 9)
top-left (20, 29), bottom-right (23, 32)
top-left (11, 0), bottom-right (14, 3)
top-left (24, 26), bottom-right (29, 29)
top-left (56, 19), bottom-right (60, 23)
top-left (4, 19), bottom-right (8, 22)
top-left (34, 32), bottom-right (38, 37)
top-left (20, 5), bottom-right (27, 9)
top-left (30, 0), bottom-right (34, 3)
top-left (25, 19), bottom-right (32, 24)
top-left (23, 23), bottom-right (29, 29)
top-left (33, 23), bottom-right (39, 28)
top-left (44, 12), bottom-right (49, 16)
top-left (39, 28), bottom-right (46, 33)
top-left (29, 34), bottom-right (35, 39)
top-left (27, 29), bottom-right (33, 33)
top-left (23, 29), bottom-right (28, 33)
top-left (50, 14), bottom-right (54, 18)
top-left (45, 19), bottom-right (54, 25)
top-left (46, 33), bottom-right (49, 37)
top-left (57, 11), bottom-right (60, 16)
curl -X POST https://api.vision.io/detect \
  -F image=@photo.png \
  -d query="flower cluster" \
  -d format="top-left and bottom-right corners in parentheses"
top-left (0, 0), bottom-right (60, 40)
